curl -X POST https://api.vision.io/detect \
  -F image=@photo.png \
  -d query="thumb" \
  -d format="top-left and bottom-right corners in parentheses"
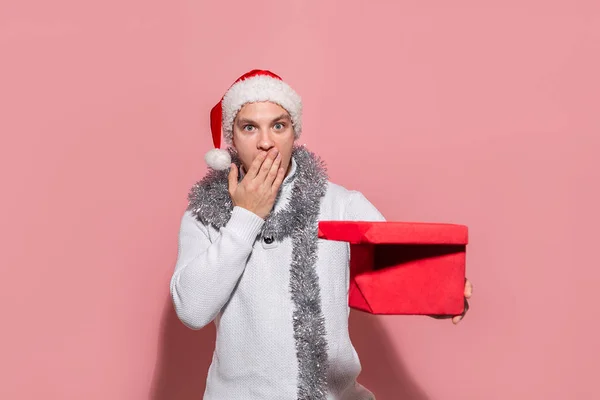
top-left (228, 163), bottom-right (238, 196)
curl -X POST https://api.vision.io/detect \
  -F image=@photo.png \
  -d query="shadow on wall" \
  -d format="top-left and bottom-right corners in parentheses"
top-left (150, 298), bottom-right (215, 400)
top-left (349, 310), bottom-right (430, 400)
top-left (150, 297), bottom-right (429, 400)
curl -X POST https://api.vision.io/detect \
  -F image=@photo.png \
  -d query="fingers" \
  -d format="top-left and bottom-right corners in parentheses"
top-left (452, 298), bottom-right (470, 324)
top-left (464, 279), bottom-right (473, 299)
top-left (245, 151), bottom-right (269, 179)
top-left (270, 165), bottom-right (286, 194)
top-left (454, 279), bottom-right (472, 324)
top-left (228, 163), bottom-right (238, 196)
top-left (255, 148), bottom-right (279, 182)
top-left (431, 280), bottom-right (473, 325)
top-left (265, 152), bottom-right (282, 186)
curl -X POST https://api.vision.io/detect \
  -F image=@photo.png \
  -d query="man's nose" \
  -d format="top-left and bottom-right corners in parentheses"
top-left (257, 130), bottom-right (275, 150)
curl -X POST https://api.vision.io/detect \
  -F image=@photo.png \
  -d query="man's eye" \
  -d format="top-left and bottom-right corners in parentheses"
top-left (274, 123), bottom-right (284, 130)
top-left (243, 125), bottom-right (255, 131)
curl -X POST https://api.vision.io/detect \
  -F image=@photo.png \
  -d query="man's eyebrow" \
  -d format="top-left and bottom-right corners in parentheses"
top-left (236, 114), bottom-right (291, 125)
top-left (272, 114), bottom-right (291, 122)
top-left (236, 118), bottom-right (256, 125)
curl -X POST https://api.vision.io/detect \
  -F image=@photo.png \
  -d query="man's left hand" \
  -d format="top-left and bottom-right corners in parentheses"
top-left (451, 279), bottom-right (473, 324)
top-left (429, 278), bottom-right (473, 324)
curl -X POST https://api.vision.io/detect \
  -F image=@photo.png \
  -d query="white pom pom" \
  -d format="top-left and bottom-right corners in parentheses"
top-left (204, 148), bottom-right (232, 170)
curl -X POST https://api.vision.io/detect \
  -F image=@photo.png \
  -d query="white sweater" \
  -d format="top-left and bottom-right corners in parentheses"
top-left (170, 157), bottom-right (385, 400)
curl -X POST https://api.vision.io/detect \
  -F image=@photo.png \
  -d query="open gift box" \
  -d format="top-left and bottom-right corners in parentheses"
top-left (318, 221), bottom-right (468, 315)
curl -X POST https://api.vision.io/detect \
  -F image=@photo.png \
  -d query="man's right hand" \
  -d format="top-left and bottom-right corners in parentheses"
top-left (227, 148), bottom-right (286, 220)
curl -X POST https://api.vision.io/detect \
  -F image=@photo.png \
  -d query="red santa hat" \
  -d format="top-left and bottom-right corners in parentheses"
top-left (204, 69), bottom-right (303, 170)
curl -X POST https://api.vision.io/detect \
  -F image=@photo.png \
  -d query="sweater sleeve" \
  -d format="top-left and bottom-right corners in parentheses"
top-left (170, 206), bottom-right (265, 330)
top-left (343, 190), bottom-right (387, 222)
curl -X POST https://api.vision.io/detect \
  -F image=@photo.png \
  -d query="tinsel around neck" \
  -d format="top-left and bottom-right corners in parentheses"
top-left (187, 145), bottom-right (329, 237)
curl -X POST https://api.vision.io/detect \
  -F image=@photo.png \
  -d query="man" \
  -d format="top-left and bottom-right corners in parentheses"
top-left (170, 69), bottom-right (473, 400)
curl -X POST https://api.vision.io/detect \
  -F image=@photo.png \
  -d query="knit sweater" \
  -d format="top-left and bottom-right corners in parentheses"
top-left (170, 152), bottom-right (386, 400)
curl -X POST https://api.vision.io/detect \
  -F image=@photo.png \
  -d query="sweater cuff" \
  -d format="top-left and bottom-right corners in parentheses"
top-left (224, 206), bottom-right (265, 245)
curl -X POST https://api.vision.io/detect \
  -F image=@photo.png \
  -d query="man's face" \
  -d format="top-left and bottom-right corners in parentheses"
top-left (232, 101), bottom-right (295, 176)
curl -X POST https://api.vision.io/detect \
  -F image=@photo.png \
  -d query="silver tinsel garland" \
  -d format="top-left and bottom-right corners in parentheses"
top-left (187, 145), bottom-right (330, 399)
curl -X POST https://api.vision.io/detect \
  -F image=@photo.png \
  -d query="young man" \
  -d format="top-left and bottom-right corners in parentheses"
top-left (170, 70), bottom-right (472, 400)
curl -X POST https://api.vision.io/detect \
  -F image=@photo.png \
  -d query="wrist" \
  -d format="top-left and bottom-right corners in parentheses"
top-left (224, 207), bottom-right (266, 243)
top-left (233, 203), bottom-right (266, 220)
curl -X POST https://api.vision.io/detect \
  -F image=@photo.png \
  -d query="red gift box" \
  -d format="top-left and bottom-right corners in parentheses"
top-left (317, 221), bottom-right (468, 315)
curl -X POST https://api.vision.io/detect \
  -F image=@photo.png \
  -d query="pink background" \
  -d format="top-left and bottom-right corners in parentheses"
top-left (1, 1), bottom-right (599, 399)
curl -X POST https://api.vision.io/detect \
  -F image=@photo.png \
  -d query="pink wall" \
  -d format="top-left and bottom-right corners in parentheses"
top-left (1, 1), bottom-right (598, 399)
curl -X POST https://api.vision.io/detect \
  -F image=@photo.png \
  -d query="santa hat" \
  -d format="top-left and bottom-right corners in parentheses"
top-left (204, 69), bottom-right (303, 170)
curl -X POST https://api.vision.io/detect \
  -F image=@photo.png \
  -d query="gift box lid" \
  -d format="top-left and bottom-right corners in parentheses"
top-left (318, 221), bottom-right (468, 245)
